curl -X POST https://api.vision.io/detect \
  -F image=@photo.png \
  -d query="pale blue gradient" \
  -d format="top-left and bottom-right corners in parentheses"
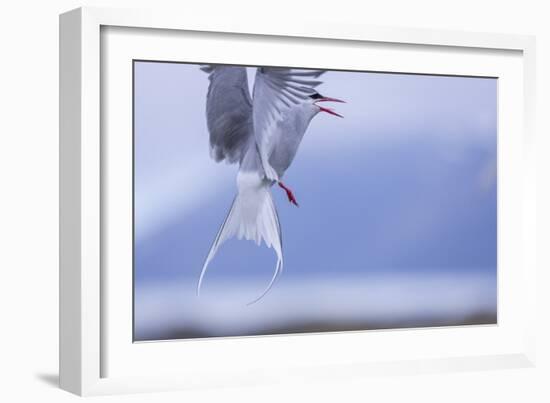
top-left (133, 61), bottom-right (497, 340)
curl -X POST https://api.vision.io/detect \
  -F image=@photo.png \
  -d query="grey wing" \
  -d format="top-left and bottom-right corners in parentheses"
top-left (201, 65), bottom-right (253, 164)
top-left (252, 67), bottom-right (324, 180)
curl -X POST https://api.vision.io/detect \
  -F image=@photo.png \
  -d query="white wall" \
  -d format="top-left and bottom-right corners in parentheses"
top-left (1, 0), bottom-right (548, 402)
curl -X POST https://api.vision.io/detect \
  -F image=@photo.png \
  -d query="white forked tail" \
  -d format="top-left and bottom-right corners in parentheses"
top-left (197, 173), bottom-right (283, 304)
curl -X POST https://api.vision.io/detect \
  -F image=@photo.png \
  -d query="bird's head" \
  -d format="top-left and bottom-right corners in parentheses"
top-left (309, 92), bottom-right (345, 118)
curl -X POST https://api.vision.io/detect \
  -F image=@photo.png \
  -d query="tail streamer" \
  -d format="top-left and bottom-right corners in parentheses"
top-left (197, 181), bottom-right (283, 304)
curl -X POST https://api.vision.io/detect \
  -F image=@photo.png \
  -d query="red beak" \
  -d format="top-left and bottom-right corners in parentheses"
top-left (315, 97), bottom-right (345, 118)
top-left (317, 97), bottom-right (346, 104)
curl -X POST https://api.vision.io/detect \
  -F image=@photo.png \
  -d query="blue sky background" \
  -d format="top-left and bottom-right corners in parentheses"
top-left (133, 61), bottom-right (497, 341)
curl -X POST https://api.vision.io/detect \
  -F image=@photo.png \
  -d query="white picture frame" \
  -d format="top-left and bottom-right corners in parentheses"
top-left (59, 6), bottom-right (537, 396)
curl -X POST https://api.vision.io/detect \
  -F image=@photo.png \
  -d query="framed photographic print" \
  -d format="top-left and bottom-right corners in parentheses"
top-left (60, 6), bottom-right (537, 396)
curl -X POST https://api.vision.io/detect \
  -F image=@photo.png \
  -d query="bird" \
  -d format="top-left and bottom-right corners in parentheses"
top-left (196, 65), bottom-right (344, 304)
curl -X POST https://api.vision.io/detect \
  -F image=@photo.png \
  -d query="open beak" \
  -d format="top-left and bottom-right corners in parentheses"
top-left (315, 97), bottom-right (345, 118)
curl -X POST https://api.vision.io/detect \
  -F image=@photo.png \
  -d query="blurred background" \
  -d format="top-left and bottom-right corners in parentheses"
top-left (133, 61), bottom-right (497, 341)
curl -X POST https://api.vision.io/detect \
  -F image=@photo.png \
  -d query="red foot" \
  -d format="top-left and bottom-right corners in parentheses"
top-left (278, 181), bottom-right (299, 207)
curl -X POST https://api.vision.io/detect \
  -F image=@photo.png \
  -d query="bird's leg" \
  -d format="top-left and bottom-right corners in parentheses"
top-left (278, 181), bottom-right (299, 207)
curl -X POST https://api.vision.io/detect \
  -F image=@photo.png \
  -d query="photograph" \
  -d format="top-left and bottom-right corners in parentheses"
top-left (133, 61), bottom-right (497, 341)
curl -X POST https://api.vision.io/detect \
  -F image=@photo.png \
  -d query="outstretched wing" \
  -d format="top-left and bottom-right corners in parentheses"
top-left (252, 67), bottom-right (324, 180)
top-left (201, 65), bottom-right (253, 163)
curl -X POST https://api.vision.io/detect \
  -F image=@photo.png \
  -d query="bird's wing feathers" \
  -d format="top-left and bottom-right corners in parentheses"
top-left (252, 68), bottom-right (324, 180)
top-left (201, 65), bottom-right (253, 163)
